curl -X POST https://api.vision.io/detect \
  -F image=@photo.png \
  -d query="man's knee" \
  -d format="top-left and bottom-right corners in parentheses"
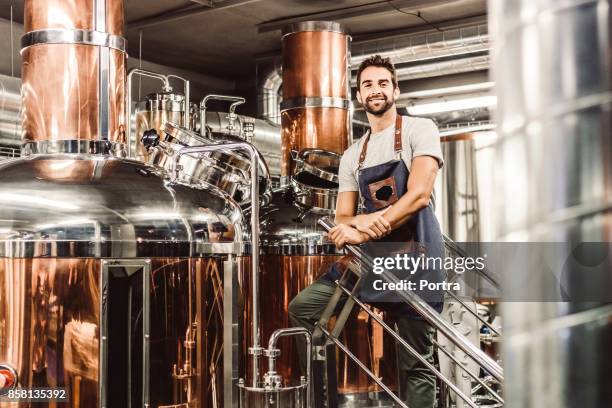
top-left (288, 293), bottom-right (304, 322)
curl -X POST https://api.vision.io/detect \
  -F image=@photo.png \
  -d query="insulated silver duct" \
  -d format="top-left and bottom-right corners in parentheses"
top-left (0, 74), bottom-right (21, 147)
top-left (257, 66), bottom-right (282, 123)
top-left (351, 24), bottom-right (489, 66)
top-left (490, 0), bottom-right (611, 407)
top-left (205, 111), bottom-right (281, 176)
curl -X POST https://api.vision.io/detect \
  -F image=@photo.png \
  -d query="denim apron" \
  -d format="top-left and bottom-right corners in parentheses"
top-left (326, 115), bottom-right (445, 318)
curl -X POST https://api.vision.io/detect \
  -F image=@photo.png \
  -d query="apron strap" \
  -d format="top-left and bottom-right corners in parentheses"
top-left (357, 114), bottom-right (403, 169)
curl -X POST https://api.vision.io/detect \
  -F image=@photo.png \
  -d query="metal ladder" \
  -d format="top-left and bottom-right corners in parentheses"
top-left (312, 218), bottom-right (504, 408)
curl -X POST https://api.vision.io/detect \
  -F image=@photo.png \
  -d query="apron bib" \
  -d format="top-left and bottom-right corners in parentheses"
top-left (357, 115), bottom-right (444, 317)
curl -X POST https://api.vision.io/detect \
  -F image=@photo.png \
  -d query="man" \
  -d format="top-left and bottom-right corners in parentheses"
top-left (288, 55), bottom-right (444, 407)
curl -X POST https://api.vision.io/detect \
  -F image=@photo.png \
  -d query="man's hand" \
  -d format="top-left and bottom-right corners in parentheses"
top-left (352, 208), bottom-right (391, 239)
top-left (328, 224), bottom-right (368, 249)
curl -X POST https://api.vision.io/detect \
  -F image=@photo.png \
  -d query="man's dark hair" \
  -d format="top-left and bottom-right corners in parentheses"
top-left (356, 55), bottom-right (398, 89)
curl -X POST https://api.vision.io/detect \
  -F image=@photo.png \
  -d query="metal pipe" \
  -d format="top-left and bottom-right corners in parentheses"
top-left (320, 326), bottom-right (409, 408)
top-left (317, 217), bottom-right (504, 382)
top-left (199, 94), bottom-right (245, 136)
top-left (351, 24), bottom-right (489, 67)
top-left (126, 68), bottom-right (171, 158)
top-left (335, 283), bottom-right (479, 408)
top-left (171, 142), bottom-right (261, 386)
top-left (166, 74), bottom-right (191, 127)
top-left (265, 327), bottom-right (311, 408)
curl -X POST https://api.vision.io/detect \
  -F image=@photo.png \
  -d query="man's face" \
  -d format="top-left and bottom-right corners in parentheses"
top-left (356, 66), bottom-right (400, 116)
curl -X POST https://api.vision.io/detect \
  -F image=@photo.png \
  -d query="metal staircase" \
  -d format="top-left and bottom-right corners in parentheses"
top-left (311, 218), bottom-right (504, 408)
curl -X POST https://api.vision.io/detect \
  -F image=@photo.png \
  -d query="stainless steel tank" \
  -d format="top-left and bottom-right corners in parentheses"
top-left (490, 0), bottom-right (611, 407)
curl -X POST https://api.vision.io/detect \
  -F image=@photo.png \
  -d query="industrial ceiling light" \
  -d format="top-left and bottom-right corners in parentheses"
top-left (406, 95), bottom-right (497, 115)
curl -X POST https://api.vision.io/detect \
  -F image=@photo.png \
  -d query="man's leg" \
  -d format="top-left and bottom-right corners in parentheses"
top-left (395, 317), bottom-right (437, 408)
top-left (288, 280), bottom-right (347, 371)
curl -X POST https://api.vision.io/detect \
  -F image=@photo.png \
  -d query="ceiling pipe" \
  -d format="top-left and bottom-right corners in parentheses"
top-left (351, 24), bottom-right (489, 67)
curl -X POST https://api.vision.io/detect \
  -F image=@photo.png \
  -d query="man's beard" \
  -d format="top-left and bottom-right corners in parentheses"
top-left (363, 94), bottom-right (394, 116)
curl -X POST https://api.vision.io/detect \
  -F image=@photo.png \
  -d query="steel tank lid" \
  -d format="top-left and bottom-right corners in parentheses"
top-left (0, 155), bottom-right (249, 258)
top-left (281, 21), bottom-right (347, 37)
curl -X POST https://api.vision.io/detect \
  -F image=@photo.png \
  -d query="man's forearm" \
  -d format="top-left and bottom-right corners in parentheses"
top-left (382, 189), bottom-right (430, 230)
top-left (334, 214), bottom-right (357, 227)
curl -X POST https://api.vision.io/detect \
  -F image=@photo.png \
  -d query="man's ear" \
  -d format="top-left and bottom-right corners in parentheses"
top-left (393, 85), bottom-right (400, 99)
top-left (356, 90), bottom-right (363, 104)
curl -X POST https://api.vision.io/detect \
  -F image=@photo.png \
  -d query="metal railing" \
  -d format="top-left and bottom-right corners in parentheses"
top-left (314, 218), bottom-right (504, 408)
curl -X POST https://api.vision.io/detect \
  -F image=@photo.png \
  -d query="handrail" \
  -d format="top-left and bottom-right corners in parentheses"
top-left (317, 217), bottom-right (504, 383)
top-left (443, 233), bottom-right (500, 289)
top-left (334, 284), bottom-right (479, 408)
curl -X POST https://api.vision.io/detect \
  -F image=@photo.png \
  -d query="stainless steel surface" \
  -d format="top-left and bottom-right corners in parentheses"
top-left (21, 28), bottom-right (126, 51)
top-left (281, 20), bottom-right (346, 37)
top-left (200, 94), bottom-right (246, 138)
top-left (22, 139), bottom-right (127, 156)
top-left (147, 123), bottom-right (270, 204)
top-left (170, 141), bottom-right (263, 388)
top-left (127, 68), bottom-right (172, 160)
top-left (280, 97), bottom-right (350, 111)
top-left (127, 68), bottom-right (191, 161)
top-left (291, 178), bottom-right (338, 213)
top-left (264, 327), bottom-right (312, 408)
top-left (0, 74), bottom-right (22, 148)
top-left (205, 111), bottom-right (282, 177)
top-left (0, 156), bottom-right (247, 257)
top-left (318, 217), bottom-right (505, 383)
top-left (490, 0), bottom-right (611, 406)
top-left (293, 148), bottom-right (341, 184)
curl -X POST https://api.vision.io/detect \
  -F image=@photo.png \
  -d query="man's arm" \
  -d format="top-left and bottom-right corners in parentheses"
top-left (334, 191), bottom-right (358, 225)
top-left (335, 191), bottom-right (391, 239)
top-left (382, 155), bottom-right (439, 229)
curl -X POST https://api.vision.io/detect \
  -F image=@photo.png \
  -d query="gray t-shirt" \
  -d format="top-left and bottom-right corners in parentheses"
top-left (338, 116), bottom-right (443, 204)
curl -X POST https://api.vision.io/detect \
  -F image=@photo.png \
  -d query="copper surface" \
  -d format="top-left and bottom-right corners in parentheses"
top-left (22, 0), bottom-right (126, 144)
top-left (252, 255), bottom-right (397, 393)
top-left (22, 46), bottom-right (125, 143)
top-left (0, 257), bottom-right (230, 408)
top-left (281, 108), bottom-right (350, 176)
top-left (0, 258), bottom-right (101, 407)
top-left (25, 0), bottom-right (124, 35)
top-left (282, 31), bottom-right (349, 99)
top-left (280, 27), bottom-right (351, 177)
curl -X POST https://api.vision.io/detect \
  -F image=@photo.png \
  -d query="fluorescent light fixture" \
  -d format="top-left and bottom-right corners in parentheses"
top-left (407, 95), bottom-right (497, 115)
top-left (0, 193), bottom-right (80, 210)
top-left (402, 82), bottom-right (494, 99)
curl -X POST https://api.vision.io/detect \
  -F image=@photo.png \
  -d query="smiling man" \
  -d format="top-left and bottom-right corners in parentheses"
top-left (288, 55), bottom-right (445, 407)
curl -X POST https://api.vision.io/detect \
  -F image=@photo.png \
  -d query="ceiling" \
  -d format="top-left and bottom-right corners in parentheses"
top-left (0, 0), bottom-right (487, 81)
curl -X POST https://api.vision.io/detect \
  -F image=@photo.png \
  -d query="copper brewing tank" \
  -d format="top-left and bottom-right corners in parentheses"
top-left (0, 2), bottom-right (250, 407)
top-left (280, 21), bottom-right (352, 178)
top-left (21, 0), bottom-right (126, 151)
